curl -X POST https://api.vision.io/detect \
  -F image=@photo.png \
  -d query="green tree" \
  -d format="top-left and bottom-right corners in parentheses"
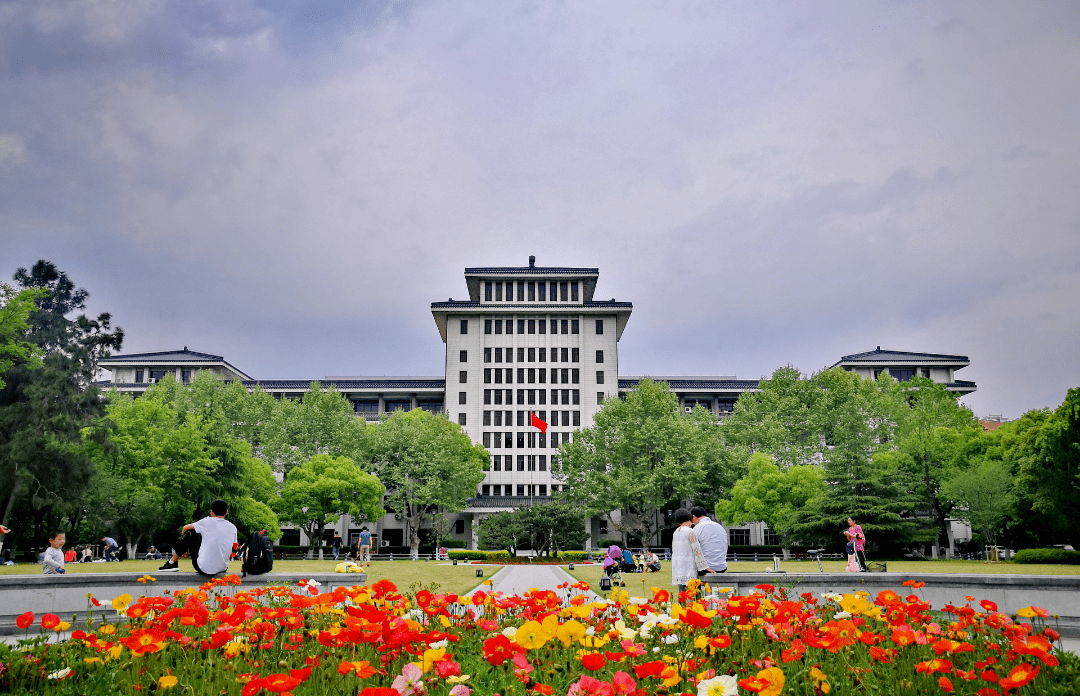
top-left (715, 452), bottom-right (826, 553)
top-left (260, 383), bottom-right (371, 475)
top-left (940, 458), bottom-right (1013, 548)
top-left (478, 510), bottom-right (529, 556)
top-left (520, 502), bottom-right (589, 557)
top-left (276, 453), bottom-right (384, 559)
top-left (555, 379), bottom-right (714, 547)
top-left (0, 283), bottom-right (43, 390)
top-left (368, 409), bottom-right (487, 558)
top-left (0, 261), bottom-right (123, 553)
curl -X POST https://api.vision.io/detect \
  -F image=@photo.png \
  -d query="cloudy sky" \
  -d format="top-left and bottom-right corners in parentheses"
top-left (2, 0), bottom-right (1078, 420)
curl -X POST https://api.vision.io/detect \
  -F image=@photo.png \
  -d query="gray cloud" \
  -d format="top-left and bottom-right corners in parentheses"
top-left (1, 0), bottom-right (1078, 420)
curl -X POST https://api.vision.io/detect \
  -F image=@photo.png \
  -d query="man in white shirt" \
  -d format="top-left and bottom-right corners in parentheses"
top-left (690, 505), bottom-right (728, 574)
top-left (158, 499), bottom-right (238, 575)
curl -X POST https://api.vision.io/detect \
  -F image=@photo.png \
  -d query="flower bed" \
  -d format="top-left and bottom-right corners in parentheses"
top-left (0, 575), bottom-right (1076, 695)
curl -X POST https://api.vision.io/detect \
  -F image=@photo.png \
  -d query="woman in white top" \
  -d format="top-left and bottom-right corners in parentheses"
top-left (670, 508), bottom-right (708, 591)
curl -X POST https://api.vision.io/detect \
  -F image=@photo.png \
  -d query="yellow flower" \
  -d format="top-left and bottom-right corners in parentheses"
top-left (438, 614), bottom-right (452, 628)
top-left (660, 666), bottom-right (682, 688)
top-left (516, 620), bottom-right (551, 650)
top-left (158, 676), bottom-right (179, 689)
top-left (98, 623), bottom-right (116, 635)
top-left (447, 675), bottom-right (471, 684)
top-left (810, 666), bottom-right (831, 694)
top-left (580, 633), bottom-right (609, 648)
top-left (106, 645), bottom-right (123, 661)
top-left (419, 647), bottom-right (446, 673)
top-left (55, 621), bottom-right (71, 632)
top-left (757, 667), bottom-right (785, 696)
top-left (111, 594), bottom-right (133, 612)
top-left (83, 657), bottom-right (103, 665)
top-left (568, 604), bottom-right (592, 619)
top-left (137, 575), bottom-right (157, 584)
top-left (541, 614), bottom-right (560, 637)
top-left (839, 594), bottom-right (873, 616)
top-left (556, 619), bottom-right (587, 647)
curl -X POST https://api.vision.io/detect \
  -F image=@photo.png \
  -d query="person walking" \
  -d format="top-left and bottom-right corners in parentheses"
top-left (670, 508), bottom-right (708, 592)
top-left (357, 528), bottom-right (372, 563)
top-left (690, 506), bottom-right (728, 575)
top-left (332, 533), bottom-right (342, 561)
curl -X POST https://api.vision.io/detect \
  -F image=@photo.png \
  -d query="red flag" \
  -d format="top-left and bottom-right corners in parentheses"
top-left (530, 411), bottom-right (548, 433)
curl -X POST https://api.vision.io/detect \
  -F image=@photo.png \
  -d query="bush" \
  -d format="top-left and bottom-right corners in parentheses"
top-left (1012, 548), bottom-right (1080, 565)
top-left (447, 550), bottom-right (512, 562)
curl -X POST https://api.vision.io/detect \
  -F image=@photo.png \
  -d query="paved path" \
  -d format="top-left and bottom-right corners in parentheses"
top-left (464, 563), bottom-right (601, 601)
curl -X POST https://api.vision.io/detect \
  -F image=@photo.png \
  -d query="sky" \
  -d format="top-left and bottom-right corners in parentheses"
top-left (1, 0), bottom-right (1078, 420)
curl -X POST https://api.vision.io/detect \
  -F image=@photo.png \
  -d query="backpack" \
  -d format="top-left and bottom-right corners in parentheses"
top-left (240, 530), bottom-right (274, 577)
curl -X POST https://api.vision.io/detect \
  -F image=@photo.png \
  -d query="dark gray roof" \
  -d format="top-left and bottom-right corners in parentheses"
top-left (102, 349), bottom-right (224, 362)
top-left (431, 301), bottom-right (632, 309)
top-left (618, 378), bottom-right (760, 391)
top-left (244, 379), bottom-right (445, 390)
top-left (465, 266), bottom-right (599, 275)
top-left (835, 348), bottom-right (969, 363)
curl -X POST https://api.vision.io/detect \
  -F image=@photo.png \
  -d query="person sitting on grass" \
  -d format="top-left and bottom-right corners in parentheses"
top-left (158, 499), bottom-right (237, 576)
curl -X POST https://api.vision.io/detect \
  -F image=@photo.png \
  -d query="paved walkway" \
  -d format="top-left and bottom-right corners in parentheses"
top-left (463, 563), bottom-right (601, 601)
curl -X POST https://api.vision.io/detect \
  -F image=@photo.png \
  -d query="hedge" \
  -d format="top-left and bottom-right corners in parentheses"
top-left (447, 550), bottom-right (591, 562)
top-left (1012, 548), bottom-right (1080, 565)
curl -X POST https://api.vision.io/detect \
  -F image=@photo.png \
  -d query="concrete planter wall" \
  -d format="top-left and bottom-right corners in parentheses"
top-left (0, 572), bottom-right (365, 636)
top-left (700, 572), bottom-right (1080, 637)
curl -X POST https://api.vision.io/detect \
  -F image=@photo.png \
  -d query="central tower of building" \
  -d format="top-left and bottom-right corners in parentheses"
top-left (431, 257), bottom-right (633, 502)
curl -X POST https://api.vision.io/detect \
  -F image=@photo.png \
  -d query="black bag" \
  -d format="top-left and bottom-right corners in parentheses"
top-left (845, 541), bottom-right (856, 556)
top-left (240, 530), bottom-right (273, 577)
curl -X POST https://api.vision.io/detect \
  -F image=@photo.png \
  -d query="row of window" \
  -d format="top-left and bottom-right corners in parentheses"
top-left (135, 369), bottom-right (194, 383)
top-left (727, 528), bottom-right (779, 546)
top-left (480, 484), bottom-right (554, 497)
top-left (482, 431), bottom-right (574, 448)
top-left (490, 454), bottom-right (548, 471)
top-left (485, 280), bottom-right (579, 303)
top-left (485, 388), bottom-right (580, 405)
top-left (354, 400), bottom-right (442, 413)
top-left (467, 347), bottom-right (603, 364)
top-left (484, 410), bottom-right (580, 427)
top-left (484, 368), bottom-right (588, 385)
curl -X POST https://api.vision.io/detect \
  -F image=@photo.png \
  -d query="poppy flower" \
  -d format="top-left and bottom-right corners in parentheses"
top-left (158, 676), bottom-right (179, 689)
top-left (515, 620), bottom-right (552, 650)
top-left (999, 663), bottom-right (1039, 690)
top-left (580, 652), bottom-right (607, 671)
top-left (980, 600), bottom-right (998, 612)
top-left (634, 661), bottom-right (667, 679)
top-left (938, 676), bottom-right (954, 692)
top-left (483, 634), bottom-right (516, 666)
top-left (41, 613), bottom-right (60, 630)
top-left (16, 612), bottom-right (34, 629)
top-left (261, 673), bottom-right (301, 693)
top-left (359, 689), bottom-right (400, 696)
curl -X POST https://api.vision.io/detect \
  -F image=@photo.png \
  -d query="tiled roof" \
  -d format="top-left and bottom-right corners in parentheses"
top-left (244, 379), bottom-right (446, 390)
top-left (835, 348), bottom-right (969, 363)
top-left (465, 267), bottom-right (599, 275)
top-left (101, 349), bottom-right (224, 362)
top-left (431, 301), bottom-right (632, 308)
top-left (619, 378), bottom-right (760, 390)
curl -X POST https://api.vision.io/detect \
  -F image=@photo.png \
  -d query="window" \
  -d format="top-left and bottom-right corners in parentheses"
top-left (459, 370), bottom-right (468, 383)
top-left (458, 392), bottom-right (467, 405)
top-left (551, 369), bottom-right (558, 384)
top-left (517, 347), bottom-right (525, 362)
top-left (505, 347), bottom-right (512, 363)
top-left (483, 410), bottom-right (491, 425)
top-left (484, 369), bottom-right (491, 384)
top-left (504, 389), bottom-right (513, 404)
top-left (561, 411), bottom-right (569, 426)
top-left (549, 283), bottom-right (557, 301)
top-left (528, 347), bottom-right (535, 362)
top-left (517, 485), bottom-right (525, 496)
top-left (483, 432), bottom-right (491, 447)
top-left (495, 283), bottom-right (502, 301)
top-left (495, 432), bottom-right (502, 448)
top-left (528, 282), bottom-right (535, 301)
top-left (573, 411), bottom-right (581, 426)
top-left (596, 350), bottom-right (604, 363)
top-left (485, 319), bottom-right (492, 334)
top-left (572, 389), bottom-right (580, 405)
top-left (517, 410), bottom-right (525, 427)
top-left (528, 319), bottom-right (535, 334)
top-left (539, 432), bottom-right (546, 447)
top-left (597, 392), bottom-right (605, 405)
top-left (484, 348), bottom-right (492, 363)
top-left (539, 484), bottom-right (547, 496)
top-left (494, 348), bottom-right (502, 363)
top-left (455, 519), bottom-right (465, 534)
top-left (528, 455), bottom-right (536, 471)
top-left (150, 369), bottom-right (168, 381)
top-left (538, 282), bottom-right (546, 300)
top-left (595, 319), bottom-right (604, 334)
top-left (518, 319), bottom-right (525, 334)
top-left (922, 367), bottom-right (931, 378)
top-left (572, 368), bottom-right (580, 384)
top-left (517, 282), bottom-right (525, 301)
top-left (484, 389), bottom-right (491, 404)
top-left (505, 368), bottom-right (513, 384)
top-left (560, 282), bottom-right (568, 301)
top-left (538, 319), bottom-right (546, 334)
top-left (528, 368), bottom-right (535, 383)
top-left (571, 282), bottom-right (579, 301)
top-left (571, 319), bottom-right (579, 334)
top-left (561, 319), bottom-right (568, 334)
top-left (730, 528), bottom-right (750, 546)
top-left (460, 319), bottom-right (468, 334)
top-left (458, 413), bottom-right (467, 426)
top-left (485, 282), bottom-right (492, 301)
top-left (181, 369), bottom-right (191, 383)
top-left (493, 389), bottom-right (502, 404)
top-left (135, 369), bottom-right (144, 382)
top-left (492, 455), bottom-right (500, 471)
top-left (481, 484), bottom-right (490, 496)
top-left (459, 350), bottom-right (468, 362)
top-left (539, 455), bottom-right (547, 471)
top-left (355, 401), bottom-right (378, 414)
top-left (538, 347), bottom-right (546, 362)
top-left (891, 367), bottom-right (915, 382)
top-left (763, 527), bottom-right (779, 546)
top-left (538, 389), bottom-right (546, 405)
top-left (517, 388), bottom-right (525, 404)
top-left (518, 456), bottom-right (525, 471)
top-left (505, 318), bottom-right (513, 334)
top-left (494, 411), bottom-right (502, 427)
top-left (495, 320), bottom-right (502, 334)
top-left (596, 371), bottom-right (604, 384)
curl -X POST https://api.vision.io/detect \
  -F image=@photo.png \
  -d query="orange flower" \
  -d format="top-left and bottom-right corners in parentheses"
top-left (999, 663), bottom-right (1039, 690)
top-left (338, 661), bottom-right (377, 678)
top-left (869, 646), bottom-right (896, 663)
top-left (916, 659), bottom-right (953, 674)
top-left (738, 667), bottom-right (785, 696)
top-left (938, 676), bottom-right (954, 692)
top-left (903, 580), bottom-right (926, 588)
top-left (891, 625), bottom-right (917, 647)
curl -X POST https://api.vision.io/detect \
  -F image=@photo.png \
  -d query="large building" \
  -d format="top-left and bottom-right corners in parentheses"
top-left (99, 258), bottom-right (977, 550)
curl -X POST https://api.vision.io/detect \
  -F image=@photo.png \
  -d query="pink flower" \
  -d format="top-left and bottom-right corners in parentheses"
top-left (449, 686), bottom-right (471, 696)
top-left (612, 671), bottom-right (637, 695)
top-left (567, 676), bottom-right (614, 696)
top-left (391, 663), bottom-right (426, 696)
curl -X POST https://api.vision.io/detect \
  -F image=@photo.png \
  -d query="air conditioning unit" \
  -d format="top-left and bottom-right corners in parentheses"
top-left (147, 378), bottom-right (157, 384)
top-left (684, 406), bottom-right (692, 413)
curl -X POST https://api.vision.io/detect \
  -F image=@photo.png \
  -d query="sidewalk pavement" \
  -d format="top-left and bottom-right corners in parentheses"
top-left (463, 563), bottom-right (601, 602)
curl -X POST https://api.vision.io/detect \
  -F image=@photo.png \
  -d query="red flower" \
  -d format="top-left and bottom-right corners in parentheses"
top-left (634, 661), bottom-right (666, 679)
top-left (260, 673), bottom-right (301, 693)
top-left (41, 613), bottom-right (60, 630)
top-left (16, 612), bottom-right (34, 629)
top-left (483, 634), bottom-right (516, 666)
top-left (435, 660), bottom-right (461, 678)
top-left (938, 676), bottom-right (954, 693)
top-left (709, 634), bottom-right (732, 650)
top-left (980, 600), bottom-right (998, 612)
top-left (360, 689), bottom-right (401, 696)
top-left (999, 663), bottom-right (1039, 690)
top-left (581, 652), bottom-right (607, 671)
top-left (781, 639), bottom-right (805, 662)
top-left (680, 609), bottom-right (712, 628)
top-left (869, 646), bottom-right (896, 664)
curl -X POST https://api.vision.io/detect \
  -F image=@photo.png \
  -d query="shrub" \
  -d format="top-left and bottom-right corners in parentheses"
top-left (1012, 548), bottom-right (1080, 565)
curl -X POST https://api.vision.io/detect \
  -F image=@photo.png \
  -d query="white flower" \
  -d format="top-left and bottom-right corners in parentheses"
top-left (307, 579), bottom-right (322, 587)
top-left (502, 626), bottom-right (517, 639)
top-left (663, 633), bottom-right (680, 644)
top-left (652, 646), bottom-right (662, 653)
top-left (47, 668), bottom-right (72, 680)
top-left (822, 592), bottom-right (843, 602)
top-left (429, 639), bottom-right (449, 649)
top-left (833, 611), bottom-right (852, 620)
top-left (629, 597), bottom-right (649, 605)
top-left (697, 674), bottom-right (738, 696)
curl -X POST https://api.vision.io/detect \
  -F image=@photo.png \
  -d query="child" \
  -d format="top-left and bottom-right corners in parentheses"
top-left (42, 531), bottom-right (67, 575)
